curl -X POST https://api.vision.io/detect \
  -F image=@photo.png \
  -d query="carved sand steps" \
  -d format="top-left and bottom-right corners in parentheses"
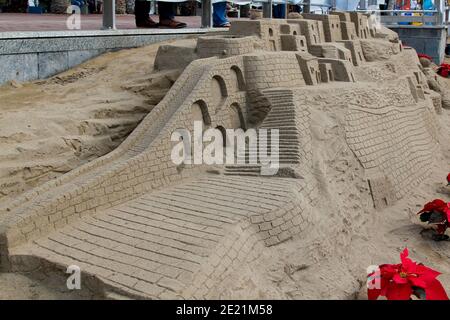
top-left (224, 165), bottom-right (261, 176)
top-left (9, 175), bottom-right (295, 299)
top-left (225, 89), bottom-right (302, 176)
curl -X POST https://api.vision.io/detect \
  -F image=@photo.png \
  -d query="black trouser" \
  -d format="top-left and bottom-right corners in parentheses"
top-left (158, 1), bottom-right (176, 20)
top-left (135, 1), bottom-right (175, 23)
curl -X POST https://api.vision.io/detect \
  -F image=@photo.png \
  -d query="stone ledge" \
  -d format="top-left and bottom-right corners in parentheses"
top-left (0, 28), bottom-right (225, 55)
top-left (0, 28), bottom-right (225, 84)
top-left (0, 28), bottom-right (225, 40)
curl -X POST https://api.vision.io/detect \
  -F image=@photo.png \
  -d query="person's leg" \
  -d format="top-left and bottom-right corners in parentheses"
top-left (134, 0), bottom-right (146, 24)
top-left (135, 0), bottom-right (158, 27)
top-left (273, 4), bottom-right (285, 18)
top-left (213, 1), bottom-right (229, 27)
top-left (158, 1), bottom-right (187, 28)
top-left (279, 4), bottom-right (286, 18)
top-left (158, 1), bottom-right (175, 20)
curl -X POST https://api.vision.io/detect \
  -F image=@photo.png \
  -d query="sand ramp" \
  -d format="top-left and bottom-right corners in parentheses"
top-left (9, 175), bottom-right (294, 299)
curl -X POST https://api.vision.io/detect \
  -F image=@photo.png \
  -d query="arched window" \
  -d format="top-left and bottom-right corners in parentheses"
top-left (216, 125), bottom-right (227, 147)
top-left (211, 75), bottom-right (228, 107)
top-left (191, 100), bottom-right (211, 125)
top-left (230, 66), bottom-right (246, 91)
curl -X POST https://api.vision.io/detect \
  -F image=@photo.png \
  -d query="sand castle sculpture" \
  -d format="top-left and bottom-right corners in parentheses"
top-left (0, 12), bottom-right (446, 299)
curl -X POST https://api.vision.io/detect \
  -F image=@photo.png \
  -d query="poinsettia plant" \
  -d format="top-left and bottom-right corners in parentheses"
top-left (438, 63), bottom-right (450, 78)
top-left (418, 53), bottom-right (432, 61)
top-left (418, 199), bottom-right (450, 241)
top-left (368, 248), bottom-right (448, 300)
top-left (447, 173), bottom-right (450, 186)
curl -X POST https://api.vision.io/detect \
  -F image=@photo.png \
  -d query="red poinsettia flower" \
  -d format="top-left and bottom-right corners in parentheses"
top-left (418, 199), bottom-right (448, 214)
top-left (438, 63), bottom-right (450, 77)
top-left (368, 248), bottom-right (448, 300)
top-left (418, 53), bottom-right (432, 61)
top-left (447, 173), bottom-right (450, 185)
top-left (418, 199), bottom-right (450, 235)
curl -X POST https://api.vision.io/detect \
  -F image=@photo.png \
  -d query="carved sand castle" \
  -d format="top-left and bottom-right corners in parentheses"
top-left (0, 12), bottom-right (447, 299)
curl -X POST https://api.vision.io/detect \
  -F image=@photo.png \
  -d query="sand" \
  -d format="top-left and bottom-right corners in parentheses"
top-left (242, 97), bottom-right (450, 300)
top-left (0, 42), bottom-right (183, 299)
top-left (0, 41), bottom-right (449, 299)
top-left (203, 84), bottom-right (450, 300)
top-left (0, 41), bottom-right (181, 202)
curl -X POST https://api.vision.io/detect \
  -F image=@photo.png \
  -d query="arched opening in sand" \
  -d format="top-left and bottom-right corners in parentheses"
top-left (230, 66), bottom-right (246, 91)
top-left (230, 103), bottom-right (246, 130)
top-left (211, 75), bottom-right (228, 107)
top-left (191, 100), bottom-right (211, 126)
top-left (216, 125), bottom-right (227, 148)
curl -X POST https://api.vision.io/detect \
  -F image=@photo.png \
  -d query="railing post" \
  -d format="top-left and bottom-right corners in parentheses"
top-left (435, 0), bottom-right (445, 25)
top-left (262, 0), bottom-right (272, 18)
top-left (202, 0), bottom-right (213, 28)
top-left (303, 2), bottom-right (311, 14)
top-left (151, 0), bottom-right (157, 14)
top-left (102, 0), bottom-right (116, 29)
top-left (359, 0), bottom-right (367, 10)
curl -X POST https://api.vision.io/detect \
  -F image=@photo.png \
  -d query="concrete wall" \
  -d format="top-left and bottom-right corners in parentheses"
top-left (0, 28), bottom-right (223, 85)
top-left (388, 26), bottom-right (447, 64)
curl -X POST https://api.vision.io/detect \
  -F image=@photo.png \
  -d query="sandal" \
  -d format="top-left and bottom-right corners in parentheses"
top-left (159, 19), bottom-right (187, 29)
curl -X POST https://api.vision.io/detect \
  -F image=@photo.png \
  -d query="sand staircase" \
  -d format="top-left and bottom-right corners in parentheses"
top-left (223, 164), bottom-right (261, 177)
top-left (224, 89), bottom-right (302, 176)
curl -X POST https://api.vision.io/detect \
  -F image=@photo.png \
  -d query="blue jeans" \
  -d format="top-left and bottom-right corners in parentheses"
top-left (213, 2), bottom-right (229, 27)
top-left (272, 4), bottom-right (286, 19)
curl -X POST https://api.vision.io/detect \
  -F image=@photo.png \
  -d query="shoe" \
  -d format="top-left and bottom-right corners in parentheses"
top-left (159, 19), bottom-right (187, 29)
top-left (135, 1), bottom-right (158, 28)
top-left (213, 22), bottom-right (231, 28)
top-left (136, 18), bottom-right (159, 28)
